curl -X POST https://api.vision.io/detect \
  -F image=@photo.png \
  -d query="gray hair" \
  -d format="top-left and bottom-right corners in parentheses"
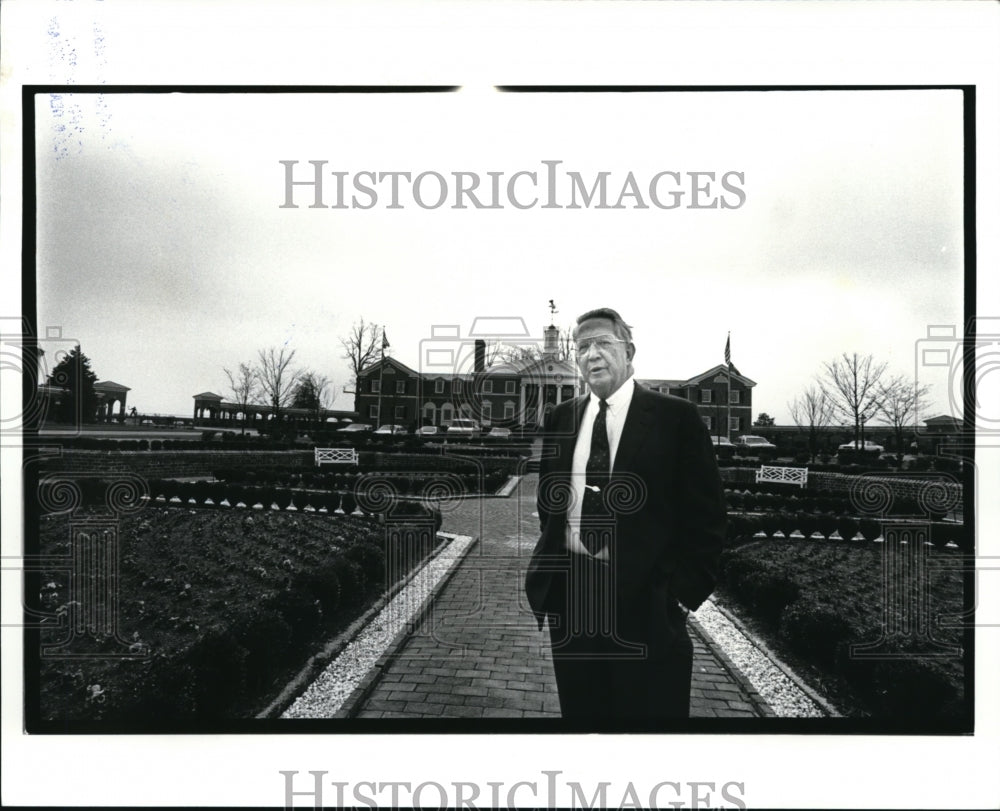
top-left (572, 307), bottom-right (634, 344)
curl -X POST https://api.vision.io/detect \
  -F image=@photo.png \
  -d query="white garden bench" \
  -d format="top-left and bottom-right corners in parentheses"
top-left (756, 464), bottom-right (808, 489)
top-left (314, 447), bottom-right (359, 466)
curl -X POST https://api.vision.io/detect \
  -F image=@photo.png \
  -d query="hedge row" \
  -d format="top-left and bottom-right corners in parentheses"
top-left (724, 489), bottom-right (953, 520)
top-left (146, 481), bottom-right (444, 527)
top-left (721, 457), bottom-right (962, 475)
top-left (211, 469), bottom-right (508, 496)
top-left (51, 437), bottom-right (302, 452)
top-left (725, 512), bottom-right (969, 550)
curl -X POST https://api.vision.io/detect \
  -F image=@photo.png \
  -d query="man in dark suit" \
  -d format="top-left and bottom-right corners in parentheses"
top-left (525, 307), bottom-right (727, 721)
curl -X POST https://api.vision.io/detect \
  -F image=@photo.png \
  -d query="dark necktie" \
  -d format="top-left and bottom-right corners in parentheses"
top-left (580, 399), bottom-right (610, 555)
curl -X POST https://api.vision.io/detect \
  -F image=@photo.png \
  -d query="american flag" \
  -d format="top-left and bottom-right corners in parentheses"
top-left (382, 330), bottom-right (390, 350)
top-left (724, 334), bottom-right (731, 366)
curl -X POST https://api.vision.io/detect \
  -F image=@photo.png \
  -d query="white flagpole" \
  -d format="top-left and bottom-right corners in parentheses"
top-left (377, 327), bottom-right (386, 428)
top-left (726, 332), bottom-right (732, 439)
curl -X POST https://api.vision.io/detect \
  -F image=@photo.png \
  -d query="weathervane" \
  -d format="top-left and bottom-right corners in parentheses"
top-left (548, 299), bottom-right (558, 326)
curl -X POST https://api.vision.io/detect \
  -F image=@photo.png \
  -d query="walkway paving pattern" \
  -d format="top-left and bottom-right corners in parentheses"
top-left (351, 474), bottom-right (767, 719)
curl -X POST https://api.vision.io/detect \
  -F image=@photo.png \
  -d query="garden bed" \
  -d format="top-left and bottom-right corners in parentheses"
top-left (32, 505), bottom-right (441, 723)
top-left (715, 538), bottom-right (968, 720)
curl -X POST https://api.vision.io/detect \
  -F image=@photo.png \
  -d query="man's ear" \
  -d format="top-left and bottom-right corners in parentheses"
top-left (626, 342), bottom-right (636, 362)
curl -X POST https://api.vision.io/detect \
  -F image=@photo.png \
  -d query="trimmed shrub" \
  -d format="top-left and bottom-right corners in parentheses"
top-left (272, 587), bottom-right (323, 647)
top-left (797, 513), bottom-right (819, 540)
top-left (191, 480), bottom-right (210, 505)
top-left (345, 543), bottom-right (387, 589)
top-left (816, 515), bottom-right (839, 540)
top-left (187, 629), bottom-right (248, 717)
top-left (744, 570), bottom-right (800, 626)
top-left (779, 602), bottom-right (852, 669)
top-left (331, 557), bottom-right (366, 605)
top-left (341, 492), bottom-right (358, 515)
top-left (305, 563), bottom-right (342, 615)
top-left (859, 518), bottom-right (882, 542)
top-left (274, 488), bottom-right (293, 511)
top-left (837, 517), bottom-right (860, 542)
top-left (235, 609), bottom-right (293, 691)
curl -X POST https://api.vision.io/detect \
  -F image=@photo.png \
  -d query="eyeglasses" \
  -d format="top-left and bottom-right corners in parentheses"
top-left (575, 335), bottom-right (627, 355)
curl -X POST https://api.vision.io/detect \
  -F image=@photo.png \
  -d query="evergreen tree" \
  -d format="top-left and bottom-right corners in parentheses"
top-left (47, 346), bottom-right (98, 424)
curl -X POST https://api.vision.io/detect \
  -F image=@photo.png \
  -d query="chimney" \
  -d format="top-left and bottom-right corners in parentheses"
top-left (474, 339), bottom-right (486, 373)
top-left (542, 325), bottom-right (559, 358)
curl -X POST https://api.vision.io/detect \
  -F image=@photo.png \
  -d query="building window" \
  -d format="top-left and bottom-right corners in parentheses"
top-left (701, 389), bottom-right (712, 404)
top-left (395, 405), bottom-right (406, 419)
top-left (729, 390), bottom-right (740, 405)
top-left (435, 379), bottom-right (445, 394)
top-left (396, 380), bottom-right (406, 395)
top-left (483, 380), bottom-right (493, 394)
top-left (482, 402), bottom-right (492, 422)
top-left (729, 416), bottom-right (740, 431)
top-left (504, 402), bottom-right (516, 420)
top-left (369, 405), bottom-right (379, 419)
top-left (452, 379), bottom-right (463, 394)
top-left (702, 415), bottom-right (712, 429)
top-left (505, 380), bottom-right (516, 394)
top-left (370, 379), bottom-right (381, 394)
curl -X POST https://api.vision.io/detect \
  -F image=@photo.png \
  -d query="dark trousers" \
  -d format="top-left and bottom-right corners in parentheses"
top-left (546, 552), bottom-right (693, 721)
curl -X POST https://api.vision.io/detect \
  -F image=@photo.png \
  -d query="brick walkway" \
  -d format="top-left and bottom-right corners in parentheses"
top-left (352, 474), bottom-right (766, 719)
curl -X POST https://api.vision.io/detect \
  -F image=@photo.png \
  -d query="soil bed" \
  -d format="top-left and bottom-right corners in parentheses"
top-left (715, 537), bottom-right (968, 720)
top-left (33, 504), bottom-right (439, 722)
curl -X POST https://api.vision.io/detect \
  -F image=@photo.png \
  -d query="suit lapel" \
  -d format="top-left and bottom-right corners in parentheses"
top-left (612, 382), bottom-right (654, 475)
top-left (555, 396), bottom-right (589, 472)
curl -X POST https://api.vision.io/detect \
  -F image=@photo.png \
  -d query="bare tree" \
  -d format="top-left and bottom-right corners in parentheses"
top-left (490, 330), bottom-right (574, 366)
top-left (821, 352), bottom-right (889, 449)
top-left (340, 319), bottom-right (382, 398)
top-left (255, 346), bottom-right (299, 418)
top-left (223, 361), bottom-right (258, 435)
top-left (558, 327), bottom-right (574, 363)
top-left (877, 375), bottom-right (931, 460)
top-left (494, 343), bottom-right (542, 365)
top-left (789, 385), bottom-right (836, 462)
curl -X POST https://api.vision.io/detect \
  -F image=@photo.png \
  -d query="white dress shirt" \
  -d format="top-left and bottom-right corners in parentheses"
top-left (565, 376), bottom-right (636, 557)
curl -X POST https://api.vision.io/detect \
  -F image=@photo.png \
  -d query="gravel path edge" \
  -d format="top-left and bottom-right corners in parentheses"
top-left (256, 531), bottom-right (477, 719)
top-left (333, 533), bottom-right (482, 718)
top-left (687, 612), bottom-right (776, 718)
top-left (706, 597), bottom-right (843, 718)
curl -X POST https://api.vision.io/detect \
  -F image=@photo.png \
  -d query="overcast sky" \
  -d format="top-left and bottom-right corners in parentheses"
top-left (35, 88), bottom-right (965, 425)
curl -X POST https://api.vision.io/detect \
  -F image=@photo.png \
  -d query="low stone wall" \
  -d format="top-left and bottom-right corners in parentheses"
top-left (37, 449), bottom-right (314, 479)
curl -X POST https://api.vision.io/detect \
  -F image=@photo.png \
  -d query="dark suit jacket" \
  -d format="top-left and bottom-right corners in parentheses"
top-left (524, 382), bottom-right (727, 645)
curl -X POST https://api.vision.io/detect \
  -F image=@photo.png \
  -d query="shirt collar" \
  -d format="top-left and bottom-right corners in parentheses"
top-left (589, 375), bottom-right (635, 415)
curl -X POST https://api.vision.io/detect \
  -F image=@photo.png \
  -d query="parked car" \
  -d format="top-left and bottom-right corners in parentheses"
top-left (446, 418), bottom-right (479, 436)
top-left (336, 423), bottom-right (371, 433)
top-left (711, 435), bottom-right (735, 459)
top-left (417, 425), bottom-right (439, 436)
top-left (734, 435), bottom-right (777, 456)
top-left (838, 440), bottom-right (884, 454)
top-left (486, 426), bottom-right (512, 439)
top-left (373, 424), bottom-right (407, 435)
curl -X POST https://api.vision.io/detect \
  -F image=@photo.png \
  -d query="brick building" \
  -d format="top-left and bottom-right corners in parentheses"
top-left (356, 327), bottom-right (585, 429)
top-left (637, 365), bottom-right (756, 438)
top-left (356, 324), bottom-right (756, 436)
